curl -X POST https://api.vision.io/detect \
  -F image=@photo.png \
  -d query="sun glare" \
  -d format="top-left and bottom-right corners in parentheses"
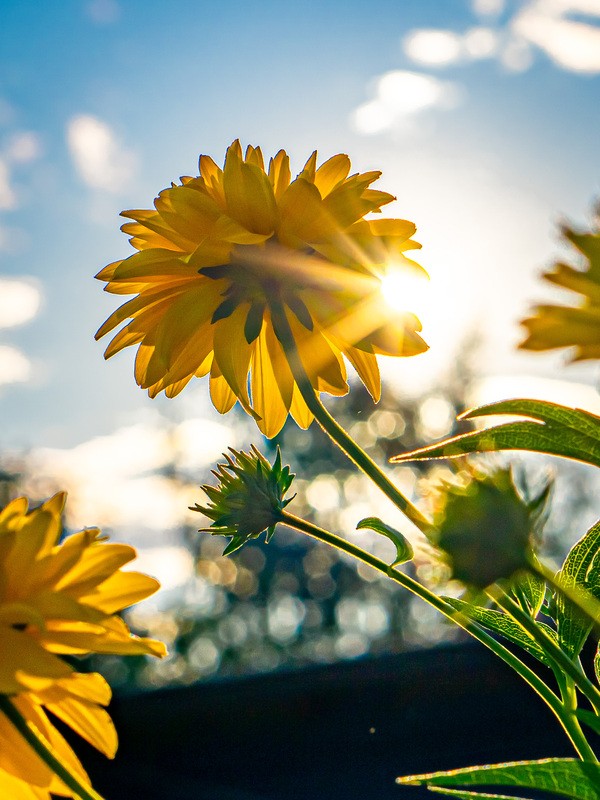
top-left (380, 264), bottom-right (431, 319)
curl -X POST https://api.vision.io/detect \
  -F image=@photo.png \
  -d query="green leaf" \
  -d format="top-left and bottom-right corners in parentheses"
top-left (390, 399), bottom-right (600, 469)
top-left (356, 517), bottom-right (413, 566)
top-left (512, 570), bottom-right (546, 618)
top-left (576, 708), bottom-right (600, 736)
top-left (556, 519), bottom-right (600, 658)
top-left (427, 789), bottom-right (533, 799)
top-left (444, 597), bottom-right (556, 667)
top-left (396, 758), bottom-right (600, 799)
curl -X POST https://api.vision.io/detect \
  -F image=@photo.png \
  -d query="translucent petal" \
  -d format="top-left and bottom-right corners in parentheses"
top-left (314, 154), bottom-right (351, 198)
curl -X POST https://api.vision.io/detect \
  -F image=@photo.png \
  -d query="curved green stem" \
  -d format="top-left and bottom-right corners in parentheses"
top-left (279, 510), bottom-right (595, 759)
top-left (492, 589), bottom-right (600, 720)
top-left (555, 673), bottom-right (599, 764)
top-left (0, 695), bottom-right (105, 800)
top-left (271, 300), bottom-right (431, 532)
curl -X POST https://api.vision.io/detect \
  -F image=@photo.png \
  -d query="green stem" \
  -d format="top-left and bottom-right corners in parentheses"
top-left (492, 590), bottom-right (600, 720)
top-left (280, 510), bottom-right (593, 760)
top-left (0, 695), bottom-right (105, 800)
top-left (556, 674), bottom-right (599, 764)
top-left (271, 300), bottom-right (431, 532)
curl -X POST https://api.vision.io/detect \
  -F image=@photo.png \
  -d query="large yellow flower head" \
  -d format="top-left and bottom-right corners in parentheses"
top-left (96, 141), bottom-right (428, 437)
top-left (0, 493), bottom-right (166, 798)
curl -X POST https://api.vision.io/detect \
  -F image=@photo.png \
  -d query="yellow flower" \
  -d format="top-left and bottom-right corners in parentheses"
top-left (96, 141), bottom-right (428, 437)
top-left (0, 493), bottom-right (166, 798)
top-left (520, 208), bottom-right (600, 361)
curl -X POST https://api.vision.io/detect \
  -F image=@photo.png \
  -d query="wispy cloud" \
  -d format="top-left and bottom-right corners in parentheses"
top-left (513, 1), bottom-right (600, 73)
top-left (67, 114), bottom-right (136, 192)
top-left (85, 0), bottom-right (121, 25)
top-left (5, 131), bottom-right (43, 164)
top-left (0, 130), bottom-right (43, 211)
top-left (0, 160), bottom-right (17, 210)
top-left (351, 71), bottom-right (463, 135)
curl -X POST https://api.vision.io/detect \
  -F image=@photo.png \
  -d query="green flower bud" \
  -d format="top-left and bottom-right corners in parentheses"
top-left (191, 446), bottom-right (295, 555)
top-left (430, 466), bottom-right (545, 589)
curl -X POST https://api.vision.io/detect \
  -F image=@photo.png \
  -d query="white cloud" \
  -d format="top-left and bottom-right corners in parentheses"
top-left (5, 132), bottom-right (43, 164)
top-left (513, 1), bottom-right (600, 73)
top-left (0, 278), bottom-right (42, 329)
top-left (352, 71), bottom-right (463, 135)
top-left (27, 415), bottom-right (233, 531)
top-left (67, 114), bottom-right (137, 192)
top-left (403, 26), bottom-right (501, 67)
top-left (0, 159), bottom-right (17, 210)
top-left (403, 30), bottom-right (463, 66)
top-left (463, 26), bottom-right (501, 59)
top-left (0, 345), bottom-right (31, 386)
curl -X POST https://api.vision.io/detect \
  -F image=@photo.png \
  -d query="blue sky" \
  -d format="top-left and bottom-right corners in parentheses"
top-left (1, 0), bottom-right (600, 479)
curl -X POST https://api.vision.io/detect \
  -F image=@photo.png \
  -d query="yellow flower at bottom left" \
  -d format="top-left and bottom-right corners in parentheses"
top-left (0, 492), bottom-right (166, 798)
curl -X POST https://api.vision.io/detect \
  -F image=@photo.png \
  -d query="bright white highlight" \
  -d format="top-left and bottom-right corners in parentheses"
top-left (352, 71), bottom-right (462, 134)
top-left (0, 279), bottom-right (42, 329)
top-left (0, 345), bottom-right (31, 386)
top-left (67, 114), bottom-right (136, 191)
top-left (130, 547), bottom-right (194, 592)
top-left (381, 265), bottom-right (431, 319)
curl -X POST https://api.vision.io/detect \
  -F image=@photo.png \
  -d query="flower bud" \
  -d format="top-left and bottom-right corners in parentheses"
top-left (191, 446), bottom-right (295, 555)
top-left (430, 466), bottom-right (541, 589)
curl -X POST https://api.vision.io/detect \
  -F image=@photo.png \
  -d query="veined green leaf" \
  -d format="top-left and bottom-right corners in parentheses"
top-left (390, 399), bottom-right (600, 469)
top-left (396, 758), bottom-right (600, 799)
top-left (556, 519), bottom-right (600, 658)
top-left (512, 570), bottom-right (546, 618)
top-left (356, 517), bottom-right (413, 565)
top-left (444, 597), bottom-right (556, 667)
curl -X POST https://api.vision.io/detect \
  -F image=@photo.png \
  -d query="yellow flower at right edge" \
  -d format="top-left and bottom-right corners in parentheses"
top-left (96, 141), bottom-right (429, 438)
top-left (0, 492), bottom-right (166, 799)
top-left (520, 206), bottom-right (600, 360)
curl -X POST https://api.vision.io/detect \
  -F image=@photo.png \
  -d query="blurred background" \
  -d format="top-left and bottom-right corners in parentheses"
top-left (1, 0), bottom-right (600, 691)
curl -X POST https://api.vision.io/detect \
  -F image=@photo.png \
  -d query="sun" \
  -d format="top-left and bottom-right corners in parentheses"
top-left (380, 262), bottom-right (431, 319)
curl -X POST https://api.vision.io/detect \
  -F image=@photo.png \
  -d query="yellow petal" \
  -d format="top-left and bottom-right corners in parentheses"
top-left (77, 570), bottom-right (160, 614)
top-left (268, 149), bottom-right (291, 199)
top-left (0, 628), bottom-right (72, 694)
top-left (341, 344), bottom-right (381, 402)
top-left (289, 386), bottom-right (314, 430)
top-left (212, 306), bottom-right (256, 416)
top-left (0, 496), bottom-right (29, 526)
top-left (244, 144), bottom-right (265, 170)
top-left (0, 703), bottom-right (54, 787)
top-left (251, 326), bottom-right (290, 438)
top-left (209, 371), bottom-right (237, 415)
top-left (0, 766), bottom-right (50, 799)
top-left (55, 542), bottom-right (136, 594)
top-left (223, 146), bottom-right (277, 235)
top-left (313, 154), bottom-right (351, 198)
top-left (45, 697), bottom-right (117, 759)
top-left (299, 150), bottom-right (317, 182)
